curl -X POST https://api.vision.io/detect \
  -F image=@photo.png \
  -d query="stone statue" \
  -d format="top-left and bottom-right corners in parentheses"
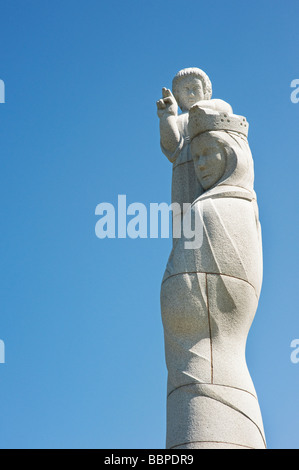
top-left (157, 68), bottom-right (266, 449)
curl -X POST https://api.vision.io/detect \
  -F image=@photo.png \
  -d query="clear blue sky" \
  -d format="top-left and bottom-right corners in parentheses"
top-left (0, 0), bottom-right (298, 449)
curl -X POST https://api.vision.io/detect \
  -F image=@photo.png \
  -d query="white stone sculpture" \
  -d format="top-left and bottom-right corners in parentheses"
top-left (157, 68), bottom-right (266, 449)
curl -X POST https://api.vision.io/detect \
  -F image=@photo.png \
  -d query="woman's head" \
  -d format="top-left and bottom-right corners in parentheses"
top-left (190, 130), bottom-right (254, 193)
top-left (191, 133), bottom-right (226, 190)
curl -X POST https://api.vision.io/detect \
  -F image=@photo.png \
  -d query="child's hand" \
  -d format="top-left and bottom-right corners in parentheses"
top-left (157, 88), bottom-right (178, 118)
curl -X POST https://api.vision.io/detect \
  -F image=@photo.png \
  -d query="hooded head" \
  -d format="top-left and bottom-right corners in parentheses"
top-left (188, 106), bottom-right (254, 197)
top-left (191, 130), bottom-right (254, 193)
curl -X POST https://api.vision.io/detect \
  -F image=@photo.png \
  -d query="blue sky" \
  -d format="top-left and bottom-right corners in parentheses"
top-left (0, 0), bottom-right (298, 449)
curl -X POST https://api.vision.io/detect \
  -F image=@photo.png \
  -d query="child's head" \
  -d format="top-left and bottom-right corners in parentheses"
top-left (172, 68), bottom-right (212, 111)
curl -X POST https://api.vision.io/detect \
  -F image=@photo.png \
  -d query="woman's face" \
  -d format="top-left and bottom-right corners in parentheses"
top-left (191, 133), bottom-right (226, 190)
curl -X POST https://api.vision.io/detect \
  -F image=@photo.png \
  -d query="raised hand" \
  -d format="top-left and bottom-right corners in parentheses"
top-left (156, 88), bottom-right (178, 119)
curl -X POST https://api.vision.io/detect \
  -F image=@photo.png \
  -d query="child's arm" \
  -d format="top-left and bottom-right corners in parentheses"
top-left (157, 88), bottom-right (182, 161)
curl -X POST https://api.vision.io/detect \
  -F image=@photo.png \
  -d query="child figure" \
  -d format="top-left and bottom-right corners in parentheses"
top-left (157, 68), bottom-right (232, 210)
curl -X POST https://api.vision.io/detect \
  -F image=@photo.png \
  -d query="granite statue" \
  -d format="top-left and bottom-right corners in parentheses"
top-left (157, 68), bottom-right (266, 449)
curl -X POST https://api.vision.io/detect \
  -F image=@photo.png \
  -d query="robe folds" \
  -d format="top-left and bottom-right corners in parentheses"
top-left (161, 183), bottom-right (266, 449)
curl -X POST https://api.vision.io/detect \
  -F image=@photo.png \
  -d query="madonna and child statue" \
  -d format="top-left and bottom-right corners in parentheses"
top-left (157, 67), bottom-right (266, 449)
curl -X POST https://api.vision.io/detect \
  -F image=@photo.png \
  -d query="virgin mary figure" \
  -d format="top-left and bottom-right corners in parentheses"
top-left (160, 106), bottom-right (266, 449)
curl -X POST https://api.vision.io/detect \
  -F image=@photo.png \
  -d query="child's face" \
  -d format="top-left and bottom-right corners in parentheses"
top-left (177, 76), bottom-right (205, 111)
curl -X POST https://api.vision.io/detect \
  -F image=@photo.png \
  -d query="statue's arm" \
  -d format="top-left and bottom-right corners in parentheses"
top-left (157, 88), bottom-right (182, 162)
top-left (159, 115), bottom-right (183, 162)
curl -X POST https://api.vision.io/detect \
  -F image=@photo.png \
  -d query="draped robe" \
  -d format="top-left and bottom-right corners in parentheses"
top-left (160, 129), bottom-right (266, 449)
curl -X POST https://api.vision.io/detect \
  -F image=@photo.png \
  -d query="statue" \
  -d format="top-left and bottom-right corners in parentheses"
top-left (157, 68), bottom-right (266, 449)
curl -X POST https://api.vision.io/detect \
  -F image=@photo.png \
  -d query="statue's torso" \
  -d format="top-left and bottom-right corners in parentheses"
top-left (161, 194), bottom-right (263, 396)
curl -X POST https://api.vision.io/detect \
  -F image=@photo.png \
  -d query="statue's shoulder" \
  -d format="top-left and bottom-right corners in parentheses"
top-left (210, 99), bottom-right (233, 114)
